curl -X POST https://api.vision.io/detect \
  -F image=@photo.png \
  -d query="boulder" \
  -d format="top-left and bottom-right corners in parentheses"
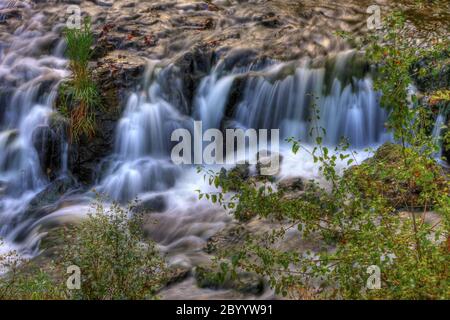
top-left (344, 143), bottom-right (448, 209)
top-left (32, 113), bottom-right (69, 180)
top-left (256, 150), bottom-right (282, 176)
top-left (195, 265), bottom-right (265, 295)
top-left (278, 177), bottom-right (304, 192)
top-left (159, 45), bottom-right (214, 115)
top-left (133, 195), bottom-right (167, 214)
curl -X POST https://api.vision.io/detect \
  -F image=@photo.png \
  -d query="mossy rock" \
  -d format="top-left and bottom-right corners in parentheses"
top-left (411, 48), bottom-right (450, 93)
top-left (195, 265), bottom-right (265, 295)
top-left (218, 163), bottom-right (250, 192)
top-left (345, 143), bottom-right (449, 209)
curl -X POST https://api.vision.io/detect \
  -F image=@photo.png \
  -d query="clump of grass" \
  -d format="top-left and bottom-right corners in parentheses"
top-left (62, 17), bottom-right (101, 141)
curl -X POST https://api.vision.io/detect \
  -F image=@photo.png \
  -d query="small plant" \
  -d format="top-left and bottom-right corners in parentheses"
top-left (57, 200), bottom-right (168, 300)
top-left (62, 17), bottom-right (101, 141)
top-left (1, 199), bottom-right (168, 300)
top-left (0, 240), bottom-right (66, 300)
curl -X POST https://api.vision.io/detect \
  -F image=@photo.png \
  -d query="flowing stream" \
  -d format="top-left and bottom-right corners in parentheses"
top-left (0, 7), bottom-right (68, 255)
top-left (0, 1), bottom-right (446, 297)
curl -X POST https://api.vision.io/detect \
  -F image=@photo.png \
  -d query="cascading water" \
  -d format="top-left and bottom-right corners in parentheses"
top-left (89, 52), bottom-right (391, 269)
top-left (0, 0), bottom-right (446, 300)
top-left (193, 71), bottom-right (236, 130)
top-left (0, 9), bottom-right (68, 254)
top-left (0, 9), bottom-right (444, 293)
top-left (432, 111), bottom-right (446, 159)
top-left (233, 51), bottom-right (390, 147)
top-left (0, 47), bottom-right (393, 259)
top-left (98, 63), bottom-right (187, 202)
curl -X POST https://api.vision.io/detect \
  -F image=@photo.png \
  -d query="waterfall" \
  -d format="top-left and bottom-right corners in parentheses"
top-left (96, 51), bottom-right (391, 204)
top-left (0, 11), bottom-right (68, 253)
top-left (88, 53), bottom-right (394, 268)
top-left (432, 112), bottom-right (446, 159)
top-left (193, 71), bottom-right (236, 130)
top-left (234, 52), bottom-right (389, 147)
top-left (98, 63), bottom-right (186, 202)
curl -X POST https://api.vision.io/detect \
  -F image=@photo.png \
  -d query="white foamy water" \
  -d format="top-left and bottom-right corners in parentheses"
top-left (0, 9), bottom-right (68, 254)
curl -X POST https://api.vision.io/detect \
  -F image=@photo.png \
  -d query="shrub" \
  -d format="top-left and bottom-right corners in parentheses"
top-left (199, 136), bottom-right (449, 299)
top-left (1, 200), bottom-right (168, 300)
top-left (56, 200), bottom-right (167, 300)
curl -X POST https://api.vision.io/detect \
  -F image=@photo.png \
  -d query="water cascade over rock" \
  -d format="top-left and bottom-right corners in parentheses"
top-left (0, 9), bottom-right (69, 254)
top-left (0, 2), bottom-right (447, 297)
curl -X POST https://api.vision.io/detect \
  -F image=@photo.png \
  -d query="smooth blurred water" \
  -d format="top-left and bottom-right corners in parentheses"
top-left (0, 31), bottom-right (442, 275)
top-left (0, 10), bottom-right (68, 254)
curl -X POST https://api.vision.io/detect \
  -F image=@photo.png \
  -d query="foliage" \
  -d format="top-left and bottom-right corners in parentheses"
top-left (197, 11), bottom-right (450, 299)
top-left (199, 130), bottom-right (449, 299)
top-left (363, 11), bottom-right (449, 161)
top-left (429, 90), bottom-right (450, 106)
top-left (0, 200), bottom-right (168, 300)
top-left (195, 265), bottom-right (264, 295)
top-left (56, 200), bottom-right (167, 300)
top-left (61, 17), bottom-right (101, 141)
top-left (345, 143), bottom-right (448, 209)
top-left (0, 242), bottom-right (66, 300)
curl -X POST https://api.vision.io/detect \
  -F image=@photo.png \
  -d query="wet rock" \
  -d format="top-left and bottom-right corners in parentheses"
top-left (195, 265), bottom-right (265, 295)
top-left (256, 13), bottom-right (283, 28)
top-left (0, 129), bottom-right (18, 146)
top-left (206, 223), bottom-right (248, 254)
top-left (0, 180), bottom-right (6, 196)
top-left (278, 177), bottom-right (304, 192)
top-left (159, 45), bottom-right (214, 115)
top-left (256, 150), bottom-right (282, 176)
top-left (344, 143), bottom-right (448, 209)
top-left (32, 114), bottom-right (69, 180)
top-left (443, 115), bottom-right (450, 163)
top-left (221, 48), bottom-right (259, 71)
top-left (133, 195), bottom-right (167, 214)
top-left (11, 175), bottom-right (78, 242)
top-left (217, 163), bottom-right (251, 192)
top-left (0, 132), bottom-right (21, 173)
top-left (93, 0), bottom-right (113, 7)
top-left (30, 176), bottom-right (77, 210)
top-left (0, 8), bottom-right (23, 22)
top-left (411, 48), bottom-right (450, 93)
top-left (61, 0), bottom-right (82, 4)
top-left (32, 125), bottom-right (61, 178)
top-left (165, 267), bottom-right (191, 287)
top-left (229, 163), bottom-right (251, 181)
